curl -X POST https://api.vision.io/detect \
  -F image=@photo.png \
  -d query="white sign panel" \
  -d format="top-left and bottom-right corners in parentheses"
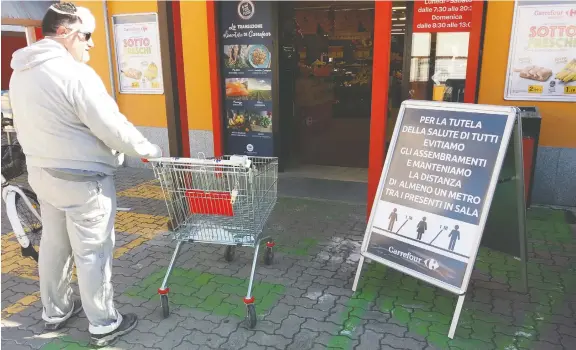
top-left (504, 1), bottom-right (576, 101)
top-left (112, 13), bottom-right (164, 94)
top-left (357, 101), bottom-right (517, 295)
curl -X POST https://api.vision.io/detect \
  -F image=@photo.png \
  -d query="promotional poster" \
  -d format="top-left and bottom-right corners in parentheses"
top-left (220, 0), bottom-right (275, 156)
top-left (504, 1), bottom-right (576, 101)
top-left (112, 13), bottom-right (163, 94)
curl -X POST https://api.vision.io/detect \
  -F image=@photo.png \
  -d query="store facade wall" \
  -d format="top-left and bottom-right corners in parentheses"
top-left (181, 1), bottom-right (215, 158)
top-left (478, 1), bottom-right (576, 206)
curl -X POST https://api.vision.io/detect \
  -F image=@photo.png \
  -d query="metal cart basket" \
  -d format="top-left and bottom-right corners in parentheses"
top-left (144, 155), bottom-right (278, 328)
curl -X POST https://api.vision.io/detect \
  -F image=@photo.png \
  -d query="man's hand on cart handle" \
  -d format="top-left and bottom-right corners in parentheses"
top-left (142, 144), bottom-right (162, 162)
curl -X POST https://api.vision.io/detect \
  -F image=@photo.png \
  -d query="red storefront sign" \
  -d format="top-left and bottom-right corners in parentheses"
top-left (413, 0), bottom-right (474, 33)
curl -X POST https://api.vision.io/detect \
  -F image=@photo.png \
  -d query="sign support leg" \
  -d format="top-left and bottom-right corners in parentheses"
top-left (352, 256), bottom-right (365, 292)
top-left (448, 294), bottom-right (466, 339)
top-left (513, 114), bottom-right (529, 294)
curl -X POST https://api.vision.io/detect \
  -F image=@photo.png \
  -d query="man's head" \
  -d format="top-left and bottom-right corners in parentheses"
top-left (41, 2), bottom-right (96, 63)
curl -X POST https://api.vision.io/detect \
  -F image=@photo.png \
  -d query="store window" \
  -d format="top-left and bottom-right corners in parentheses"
top-left (407, 32), bottom-right (471, 102)
top-left (385, 1), bottom-right (477, 144)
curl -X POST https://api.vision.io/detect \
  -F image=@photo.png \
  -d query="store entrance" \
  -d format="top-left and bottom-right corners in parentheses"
top-left (277, 1), bottom-right (476, 182)
top-left (278, 1), bottom-right (375, 178)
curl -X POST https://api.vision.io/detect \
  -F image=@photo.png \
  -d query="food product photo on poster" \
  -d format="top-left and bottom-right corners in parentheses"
top-left (226, 100), bottom-right (273, 134)
top-left (223, 44), bottom-right (272, 71)
top-left (112, 13), bottom-right (164, 94)
top-left (504, 0), bottom-right (576, 101)
top-left (225, 78), bottom-right (272, 101)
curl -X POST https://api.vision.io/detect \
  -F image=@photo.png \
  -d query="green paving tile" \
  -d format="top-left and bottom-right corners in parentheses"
top-left (412, 310), bottom-right (451, 324)
top-left (427, 332), bottom-right (450, 348)
top-left (391, 306), bottom-right (411, 324)
top-left (408, 318), bottom-right (431, 334)
top-left (327, 335), bottom-right (352, 349)
top-left (123, 267), bottom-right (285, 318)
top-left (415, 286), bottom-right (436, 303)
top-left (203, 291), bottom-right (230, 310)
top-left (211, 275), bottom-right (244, 286)
top-left (448, 337), bottom-right (493, 349)
top-left (526, 207), bottom-right (566, 222)
top-left (41, 337), bottom-right (90, 350)
top-left (213, 302), bottom-right (236, 316)
top-left (193, 272), bottom-right (214, 286)
top-left (379, 297), bottom-right (395, 313)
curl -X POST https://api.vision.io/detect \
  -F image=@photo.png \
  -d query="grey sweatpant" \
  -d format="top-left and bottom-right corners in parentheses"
top-left (27, 166), bottom-right (122, 335)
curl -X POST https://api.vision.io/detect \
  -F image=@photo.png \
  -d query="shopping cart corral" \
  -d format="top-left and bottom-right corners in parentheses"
top-left (143, 155), bottom-right (278, 328)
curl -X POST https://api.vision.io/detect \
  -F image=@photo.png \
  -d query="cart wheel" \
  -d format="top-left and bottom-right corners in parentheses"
top-left (224, 246), bottom-right (236, 262)
top-left (264, 247), bottom-right (274, 265)
top-left (246, 304), bottom-right (257, 329)
top-left (160, 294), bottom-right (169, 318)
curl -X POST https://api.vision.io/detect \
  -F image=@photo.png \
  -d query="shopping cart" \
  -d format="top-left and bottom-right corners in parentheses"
top-left (143, 155), bottom-right (278, 328)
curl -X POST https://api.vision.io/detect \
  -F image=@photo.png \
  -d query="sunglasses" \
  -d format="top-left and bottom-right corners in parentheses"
top-left (61, 28), bottom-right (92, 41)
top-left (79, 32), bottom-right (92, 41)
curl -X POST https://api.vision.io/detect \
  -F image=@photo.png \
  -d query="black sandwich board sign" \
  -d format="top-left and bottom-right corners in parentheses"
top-left (353, 100), bottom-right (528, 339)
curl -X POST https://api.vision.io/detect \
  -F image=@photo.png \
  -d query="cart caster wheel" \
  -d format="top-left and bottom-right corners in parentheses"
top-left (264, 247), bottom-right (274, 265)
top-left (160, 294), bottom-right (169, 318)
top-left (246, 304), bottom-right (257, 329)
top-left (225, 246), bottom-right (236, 262)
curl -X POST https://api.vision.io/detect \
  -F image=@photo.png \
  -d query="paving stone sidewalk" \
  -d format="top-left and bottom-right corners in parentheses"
top-left (2, 167), bottom-right (575, 350)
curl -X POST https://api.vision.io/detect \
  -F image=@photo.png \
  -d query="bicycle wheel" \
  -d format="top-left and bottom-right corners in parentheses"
top-left (14, 189), bottom-right (42, 261)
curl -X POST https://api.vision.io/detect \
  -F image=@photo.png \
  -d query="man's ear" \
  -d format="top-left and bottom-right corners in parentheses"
top-left (55, 25), bottom-right (67, 36)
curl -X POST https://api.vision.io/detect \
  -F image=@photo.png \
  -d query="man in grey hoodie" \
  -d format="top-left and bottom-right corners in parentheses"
top-left (9, 3), bottom-right (161, 347)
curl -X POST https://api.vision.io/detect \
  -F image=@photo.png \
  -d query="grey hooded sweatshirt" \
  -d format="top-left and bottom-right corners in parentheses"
top-left (9, 39), bottom-right (161, 175)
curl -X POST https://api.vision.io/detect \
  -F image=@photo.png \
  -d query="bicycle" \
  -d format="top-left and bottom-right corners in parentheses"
top-left (2, 111), bottom-right (43, 262)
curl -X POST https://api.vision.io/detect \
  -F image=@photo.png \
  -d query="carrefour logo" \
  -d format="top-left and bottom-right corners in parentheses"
top-left (388, 246), bottom-right (422, 263)
top-left (424, 258), bottom-right (440, 271)
top-left (388, 246), bottom-right (440, 271)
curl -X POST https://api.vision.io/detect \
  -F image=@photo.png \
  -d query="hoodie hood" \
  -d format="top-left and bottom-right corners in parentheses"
top-left (11, 39), bottom-right (71, 72)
